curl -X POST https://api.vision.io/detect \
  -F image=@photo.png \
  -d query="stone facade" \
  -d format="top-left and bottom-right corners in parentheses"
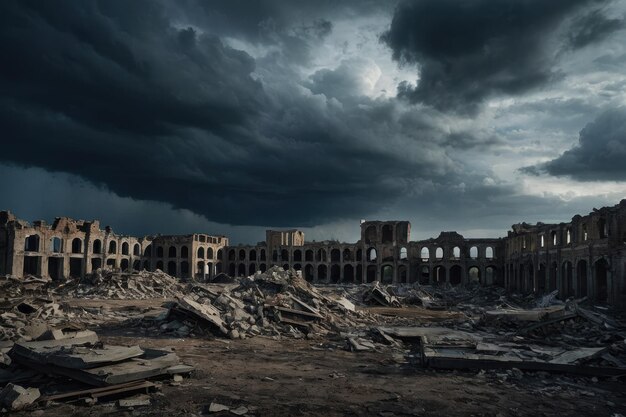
top-left (1, 199), bottom-right (625, 308)
top-left (0, 211), bottom-right (228, 281)
top-left (226, 221), bottom-right (503, 288)
top-left (503, 200), bottom-right (626, 307)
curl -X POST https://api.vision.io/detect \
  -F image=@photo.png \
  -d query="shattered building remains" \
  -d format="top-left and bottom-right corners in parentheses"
top-left (1, 200), bottom-right (625, 308)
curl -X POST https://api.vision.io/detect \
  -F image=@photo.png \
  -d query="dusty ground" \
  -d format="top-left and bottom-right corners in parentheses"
top-left (12, 298), bottom-right (626, 417)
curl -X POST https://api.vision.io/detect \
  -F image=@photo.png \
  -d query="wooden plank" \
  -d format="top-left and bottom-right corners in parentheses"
top-left (273, 306), bottom-right (322, 320)
top-left (40, 380), bottom-right (153, 401)
top-left (288, 295), bottom-right (323, 317)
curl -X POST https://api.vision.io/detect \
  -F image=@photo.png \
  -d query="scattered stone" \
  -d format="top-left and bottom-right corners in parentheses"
top-left (0, 383), bottom-right (40, 410)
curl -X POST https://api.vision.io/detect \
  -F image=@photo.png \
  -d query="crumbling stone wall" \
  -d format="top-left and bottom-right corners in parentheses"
top-left (226, 222), bottom-right (503, 287)
top-left (504, 200), bottom-right (626, 307)
top-left (2, 199), bottom-right (625, 308)
top-left (0, 211), bottom-right (227, 282)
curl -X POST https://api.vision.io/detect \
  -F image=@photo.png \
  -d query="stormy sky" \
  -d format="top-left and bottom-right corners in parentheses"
top-left (1, 0), bottom-right (625, 244)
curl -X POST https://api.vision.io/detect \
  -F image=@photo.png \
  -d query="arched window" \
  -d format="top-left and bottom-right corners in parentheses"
top-left (566, 228), bottom-right (571, 244)
top-left (469, 246), bottom-right (478, 259)
top-left (52, 237), bottom-right (63, 253)
top-left (168, 246), bottom-right (177, 258)
top-left (133, 243), bottom-right (141, 256)
top-left (71, 238), bottom-right (82, 254)
top-left (24, 235), bottom-right (40, 252)
top-left (485, 247), bottom-right (494, 259)
top-left (468, 266), bottom-right (480, 283)
top-left (281, 249), bottom-right (289, 262)
top-left (293, 250), bottom-right (301, 262)
top-left (551, 231), bottom-right (557, 246)
top-left (144, 245), bottom-right (152, 257)
top-left (181, 246), bottom-right (188, 258)
top-left (122, 242), bottom-right (129, 255)
top-left (540, 235), bottom-right (545, 248)
top-left (239, 249), bottom-right (246, 260)
top-left (207, 248), bottom-right (214, 259)
top-left (400, 247), bottom-right (407, 260)
top-left (305, 250), bottom-right (313, 262)
top-left (381, 225), bottom-right (393, 244)
top-left (250, 249), bottom-right (258, 261)
top-left (108, 241), bottom-right (117, 254)
top-left (435, 247), bottom-right (443, 260)
top-left (331, 249), bottom-right (340, 262)
top-left (598, 218), bottom-right (607, 238)
top-left (582, 224), bottom-right (588, 241)
top-left (92, 239), bottom-right (101, 254)
top-left (316, 249), bottom-right (327, 262)
top-left (197, 247), bottom-right (205, 258)
top-left (364, 225), bottom-right (377, 244)
top-left (181, 261), bottom-right (189, 277)
top-left (452, 246), bottom-right (460, 259)
top-left (381, 265), bottom-right (393, 283)
top-left (420, 247), bottom-right (430, 261)
top-left (342, 248), bottom-right (351, 262)
top-left (167, 261), bottom-right (176, 276)
top-left (367, 247), bottom-right (377, 262)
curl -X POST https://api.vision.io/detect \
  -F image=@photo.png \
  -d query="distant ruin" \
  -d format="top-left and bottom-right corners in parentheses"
top-left (1, 200), bottom-right (625, 308)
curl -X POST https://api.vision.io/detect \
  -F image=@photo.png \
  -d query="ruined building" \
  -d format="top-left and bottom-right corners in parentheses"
top-left (1, 200), bottom-right (625, 308)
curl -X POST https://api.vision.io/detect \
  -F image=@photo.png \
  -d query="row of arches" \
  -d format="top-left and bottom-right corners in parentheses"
top-left (507, 258), bottom-right (609, 303)
top-left (226, 245), bottom-right (497, 265)
top-left (419, 246), bottom-right (494, 261)
top-left (23, 235), bottom-right (145, 256)
top-left (196, 247), bottom-right (216, 260)
top-left (225, 262), bottom-right (499, 286)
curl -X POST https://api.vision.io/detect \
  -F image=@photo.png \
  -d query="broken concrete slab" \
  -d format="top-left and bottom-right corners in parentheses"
top-left (0, 383), bottom-right (40, 410)
top-left (363, 282), bottom-right (401, 307)
top-left (175, 297), bottom-right (228, 335)
top-left (12, 343), bottom-right (144, 369)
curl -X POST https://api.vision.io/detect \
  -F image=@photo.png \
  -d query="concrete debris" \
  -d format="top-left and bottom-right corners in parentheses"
top-left (208, 402), bottom-right (231, 412)
top-left (363, 282), bottom-right (401, 307)
top-left (0, 383), bottom-right (40, 410)
top-left (1, 263), bottom-right (625, 414)
top-left (118, 395), bottom-right (151, 407)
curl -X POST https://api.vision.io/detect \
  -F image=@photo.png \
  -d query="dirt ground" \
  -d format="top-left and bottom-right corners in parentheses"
top-left (13, 298), bottom-right (626, 417)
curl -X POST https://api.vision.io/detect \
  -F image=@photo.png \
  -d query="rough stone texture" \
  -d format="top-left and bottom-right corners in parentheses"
top-left (0, 383), bottom-right (40, 410)
top-left (0, 211), bottom-right (228, 281)
top-left (1, 199), bottom-right (625, 308)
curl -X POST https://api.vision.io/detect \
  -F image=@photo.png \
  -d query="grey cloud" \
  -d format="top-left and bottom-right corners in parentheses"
top-left (522, 108), bottom-right (626, 180)
top-left (381, 0), bottom-right (605, 112)
top-left (0, 0), bottom-right (482, 229)
top-left (566, 8), bottom-right (624, 49)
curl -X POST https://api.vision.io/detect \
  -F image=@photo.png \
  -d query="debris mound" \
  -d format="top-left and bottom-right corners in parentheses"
top-left (64, 269), bottom-right (186, 299)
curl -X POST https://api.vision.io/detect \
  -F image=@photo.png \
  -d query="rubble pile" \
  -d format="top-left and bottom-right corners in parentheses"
top-left (0, 298), bottom-right (65, 343)
top-left (151, 267), bottom-right (373, 340)
top-left (0, 330), bottom-right (192, 411)
top-left (0, 275), bottom-right (52, 299)
top-left (62, 269), bottom-right (187, 299)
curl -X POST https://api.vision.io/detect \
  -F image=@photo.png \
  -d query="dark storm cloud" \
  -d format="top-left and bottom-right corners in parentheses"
top-left (566, 8), bottom-right (624, 49)
top-left (522, 108), bottom-right (626, 181)
top-left (381, 0), bottom-right (609, 112)
top-left (0, 0), bottom-right (471, 228)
